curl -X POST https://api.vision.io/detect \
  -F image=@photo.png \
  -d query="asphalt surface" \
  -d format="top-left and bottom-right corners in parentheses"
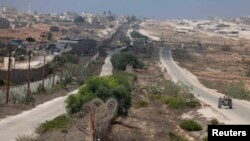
top-left (160, 47), bottom-right (250, 124)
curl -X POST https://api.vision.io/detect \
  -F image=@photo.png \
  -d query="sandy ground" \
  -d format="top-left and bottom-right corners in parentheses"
top-left (138, 29), bottom-right (161, 41)
top-left (160, 47), bottom-right (250, 124)
top-left (0, 50), bottom-right (112, 141)
top-left (100, 47), bottom-right (125, 76)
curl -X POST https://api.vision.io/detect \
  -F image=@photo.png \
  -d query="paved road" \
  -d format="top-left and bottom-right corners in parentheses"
top-left (0, 89), bottom-right (78, 141)
top-left (160, 47), bottom-right (250, 124)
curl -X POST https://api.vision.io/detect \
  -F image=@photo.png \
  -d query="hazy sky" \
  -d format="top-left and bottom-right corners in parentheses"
top-left (0, 0), bottom-right (250, 19)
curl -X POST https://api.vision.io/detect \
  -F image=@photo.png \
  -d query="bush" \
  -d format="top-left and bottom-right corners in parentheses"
top-left (111, 52), bottom-right (144, 70)
top-left (246, 69), bottom-right (250, 77)
top-left (66, 73), bottom-right (135, 116)
top-left (185, 99), bottom-right (201, 108)
top-left (50, 26), bottom-right (60, 32)
top-left (202, 136), bottom-right (208, 141)
top-left (151, 94), bottom-right (169, 104)
top-left (130, 31), bottom-right (149, 40)
top-left (179, 119), bottom-right (203, 131)
top-left (74, 16), bottom-right (85, 23)
top-left (47, 32), bottom-right (53, 41)
top-left (164, 80), bottom-right (181, 96)
top-left (168, 132), bottom-right (188, 141)
top-left (0, 17), bottom-right (10, 29)
top-left (226, 82), bottom-right (250, 100)
top-left (168, 97), bottom-right (185, 109)
top-left (26, 37), bottom-right (36, 43)
top-left (134, 100), bottom-right (148, 108)
top-left (210, 118), bottom-right (219, 125)
top-left (37, 115), bottom-right (72, 133)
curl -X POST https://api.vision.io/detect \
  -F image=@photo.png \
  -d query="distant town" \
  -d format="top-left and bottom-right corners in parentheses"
top-left (1, 3), bottom-right (250, 141)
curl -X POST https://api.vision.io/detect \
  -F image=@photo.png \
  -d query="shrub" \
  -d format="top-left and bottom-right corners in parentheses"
top-left (164, 80), bottom-right (181, 96)
top-left (26, 37), bottom-right (36, 43)
top-left (50, 26), bottom-right (60, 32)
top-left (151, 94), bottom-right (169, 104)
top-left (37, 115), bottom-right (72, 133)
top-left (66, 74), bottom-right (134, 116)
top-left (202, 136), bottom-right (208, 141)
top-left (130, 31), bottom-right (149, 40)
top-left (246, 69), bottom-right (250, 77)
top-left (111, 52), bottom-right (144, 70)
top-left (168, 132), bottom-right (188, 141)
top-left (185, 99), bottom-right (201, 108)
top-left (134, 100), bottom-right (148, 108)
top-left (74, 16), bottom-right (85, 23)
top-left (0, 17), bottom-right (10, 29)
top-left (168, 96), bottom-right (185, 109)
top-left (210, 118), bottom-right (219, 125)
top-left (226, 82), bottom-right (250, 100)
top-left (179, 119), bottom-right (203, 131)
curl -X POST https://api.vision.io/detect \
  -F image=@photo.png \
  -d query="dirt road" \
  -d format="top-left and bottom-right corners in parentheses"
top-left (0, 48), bottom-right (123, 141)
top-left (160, 47), bottom-right (250, 124)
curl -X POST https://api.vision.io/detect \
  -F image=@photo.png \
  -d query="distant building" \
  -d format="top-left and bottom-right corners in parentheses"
top-left (1, 6), bottom-right (17, 19)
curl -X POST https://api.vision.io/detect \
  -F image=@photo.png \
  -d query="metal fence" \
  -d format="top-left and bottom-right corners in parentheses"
top-left (0, 75), bottom-right (60, 104)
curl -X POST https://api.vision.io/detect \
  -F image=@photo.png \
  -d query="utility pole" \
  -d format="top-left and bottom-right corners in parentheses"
top-left (42, 55), bottom-right (46, 88)
top-left (27, 50), bottom-right (31, 96)
top-left (5, 48), bottom-right (12, 104)
top-left (90, 108), bottom-right (96, 141)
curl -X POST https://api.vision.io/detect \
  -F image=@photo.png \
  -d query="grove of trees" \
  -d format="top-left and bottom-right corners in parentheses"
top-left (0, 18), bottom-right (10, 29)
top-left (66, 73), bottom-right (135, 116)
top-left (111, 52), bottom-right (144, 70)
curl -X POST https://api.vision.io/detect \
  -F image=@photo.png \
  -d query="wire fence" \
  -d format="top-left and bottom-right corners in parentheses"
top-left (0, 52), bottom-right (100, 104)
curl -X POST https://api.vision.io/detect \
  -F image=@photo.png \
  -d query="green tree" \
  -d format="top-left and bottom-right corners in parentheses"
top-left (50, 26), bottom-right (60, 32)
top-left (26, 37), bottom-right (36, 43)
top-left (47, 32), bottom-right (53, 41)
top-left (0, 18), bottom-right (10, 29)
top-left (111, 52), bottom-right (144, 70)
top-left (66, 74), bottom-right (135, 116)
top-left (74, 16), bottom-right (85, 23)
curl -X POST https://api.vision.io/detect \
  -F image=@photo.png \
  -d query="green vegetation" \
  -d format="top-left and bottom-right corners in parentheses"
top-left (179, 119), bottom-right (203, 131)
top-left (47, 32), bottom-right (53, 41)
top-left (210, 118), bottom-right (219, 125)
top-left (150, 81), bottom-right (201, 109)
top-left (246, 69), bottom-right (250, 77)
top-left (134, 100), bottom-right (148, 108)
top-left (74, 16), bottom-right (85, 23)
top-left (111, 52), bottom-right (144, 70)
top-left (202, 136), bottom-right (208, 141)
top-left (26, 37), bottom-right (36, 43)
top-left (168, 132), bottom-right (188, 141)
top-left (167, 97), bottom-right (186, 108)
top-left (66, 73), bottom-right (135, 116)
top-left (151, 94), bottom-right (169, 104)
top-left (130, 31), bottom-right (149, 40)
top-left (37, 115), bottom-right (72, 133)
top-left (52, 83), bottom-right (67, 91)
top-left (226, 82), bottom-right (250, 100)
top-left (55, 51), bottom-right (79, 66)
top-left (0, 17), bottom-right (10, 29)
top-left (50, 26), bottom-right (60, 32)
